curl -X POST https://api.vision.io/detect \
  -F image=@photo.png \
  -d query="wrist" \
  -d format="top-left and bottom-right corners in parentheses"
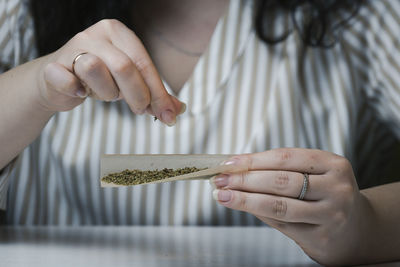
top-left (32, 53), bottom-right (59, 115)
top-left (349, 190), bottom-right (386, 264)
top-left (329, 192), bottom-right (377, 266)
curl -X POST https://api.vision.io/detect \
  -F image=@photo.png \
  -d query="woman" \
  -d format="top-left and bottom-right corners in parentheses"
top-left (0, 0), bottom-right (399, 265)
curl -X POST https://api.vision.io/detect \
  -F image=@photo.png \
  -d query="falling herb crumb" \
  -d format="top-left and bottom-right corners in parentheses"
top-left (101, 167), bottom-right (204, 186)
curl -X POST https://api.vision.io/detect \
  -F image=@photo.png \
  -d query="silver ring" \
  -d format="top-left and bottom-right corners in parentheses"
top-left (298, 173), bottom-right (309, 200)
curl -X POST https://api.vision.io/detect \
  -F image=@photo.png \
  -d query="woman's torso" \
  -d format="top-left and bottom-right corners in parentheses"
top-left (3, 0), bottom-right (400, 225)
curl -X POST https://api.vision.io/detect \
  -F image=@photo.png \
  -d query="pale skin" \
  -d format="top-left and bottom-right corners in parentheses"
top-left (0, 0), bottom-right (399, 265)
top-left (212, 150), bottom-right (400, 266)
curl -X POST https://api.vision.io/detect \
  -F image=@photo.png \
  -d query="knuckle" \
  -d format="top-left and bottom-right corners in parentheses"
top-left (73, 31), bottom-right (90, 42)
top-left (274, 149), bottom-right (292, 166)
top-left (241, 154), bottom-right (254, 169)
top-left (332, 157), bottom-right (353, 175)
top-left (98, 19), bottom-right (122, 30)
top-left (274, 171), bottom-right (290, 191)
top-left (237, 193), bottom-right (251, 211)
top-left (272, 198), bottom-right (287, 218)
top-left (80, 55), bottom-right (102, 75)
top-left (111, 57), bottom-right (134, 76)
top-left (233, 172), bottom-right (248, 188)
top-left (134, 58), bottom-right (153, 75)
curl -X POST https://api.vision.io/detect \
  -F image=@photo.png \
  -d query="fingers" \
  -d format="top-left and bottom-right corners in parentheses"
top-left (145, 95), bottom-right (186, 117)
top-left (52, 19), bottom-right (185, 123)
top-left (72, 52), bottom-right (120, 102)
top-left (103, 20), bottom-right (183, 123)
top-left (67, 44), bottom-right (181, 120)
top-left (213, 189), bottom-right (322, 224)
top-left (227, 148), bottom-right (342, 174)
top-left (43, 62), bottom-right (85, 110)
top-left (73, 43), bottom-right (152, 114)
top-left (211, 171), bottom-right (324, 200)
top-left (44, 63), bottom-right (83, 97)
top-left (171, 95), bottom-right (187, 115)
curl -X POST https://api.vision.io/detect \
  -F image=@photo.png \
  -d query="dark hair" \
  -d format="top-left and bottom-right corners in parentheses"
top-left (30, 0), bottom-right (362, 56)
top-left (255, 0), bottom-right (362, 47)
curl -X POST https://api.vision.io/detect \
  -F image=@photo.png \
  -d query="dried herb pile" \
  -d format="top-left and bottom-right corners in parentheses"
top-left (101, 167), bottom-right (204, 186)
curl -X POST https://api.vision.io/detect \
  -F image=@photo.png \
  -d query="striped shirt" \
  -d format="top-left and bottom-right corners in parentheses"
top-left (1, 0), bottom-right (400, 225)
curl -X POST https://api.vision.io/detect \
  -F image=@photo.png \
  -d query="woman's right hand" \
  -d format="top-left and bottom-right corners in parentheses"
top-left (38, 19), bottom-right (184, 126)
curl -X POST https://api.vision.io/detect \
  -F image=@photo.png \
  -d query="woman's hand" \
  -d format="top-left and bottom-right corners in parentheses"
top-left (0, 18), bottom-right (184, 169)
top-left (38, 19), bottom-right (184, 125)
top-left (211, 148), bottom-right (375, 266)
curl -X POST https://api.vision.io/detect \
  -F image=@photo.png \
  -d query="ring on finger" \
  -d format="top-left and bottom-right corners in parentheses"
top-left (71, 52), bottom-right (92, 97)
top-left (72, 52), bottom-right (88, 75)
top-left (298, 173), bottom-right (309, 200)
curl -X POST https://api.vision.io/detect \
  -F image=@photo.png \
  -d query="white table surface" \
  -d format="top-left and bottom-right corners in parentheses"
top-left (0, 226), bottom-right (320, 267)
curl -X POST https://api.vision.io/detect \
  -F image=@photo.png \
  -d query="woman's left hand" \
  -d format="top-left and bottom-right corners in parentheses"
top-left (211, 148), bottom-right (373, 266)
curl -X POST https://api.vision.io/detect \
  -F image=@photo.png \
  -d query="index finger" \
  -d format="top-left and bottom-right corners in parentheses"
top-left (228, 148), bottom-right (341, 174)
top-left (104, 20), bottom-right (183, 122)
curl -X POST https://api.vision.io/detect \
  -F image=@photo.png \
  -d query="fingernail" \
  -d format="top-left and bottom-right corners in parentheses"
top-left (161, 109), bottom-right (176, 126)
top-left (212, 189), bottom-right (232, 202)
top-left (210, 174), bottom-right (229, 188)
top-left (221, 157), bottom-right (241, 166)
top-left (76, 87), bottom-right (88, 98)
top-left (178, 102), bottom-right (187, 115)
top-left (221, 156), bottom-right (250, 172)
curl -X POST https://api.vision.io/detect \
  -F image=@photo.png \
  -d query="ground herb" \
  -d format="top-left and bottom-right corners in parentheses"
top-left (101, 167), bottom-right (204, 186)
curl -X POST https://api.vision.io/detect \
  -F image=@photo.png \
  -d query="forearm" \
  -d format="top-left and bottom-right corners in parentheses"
top-left (0, 56), bottom-right (55, 170)
top-left (357, 182), bottom-right (400, 264)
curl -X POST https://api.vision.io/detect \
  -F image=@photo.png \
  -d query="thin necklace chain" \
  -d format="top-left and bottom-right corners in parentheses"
top-left (149, 27), bottom-right (204, 57)
top-left (134, 7), bottom-right (204, 58)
